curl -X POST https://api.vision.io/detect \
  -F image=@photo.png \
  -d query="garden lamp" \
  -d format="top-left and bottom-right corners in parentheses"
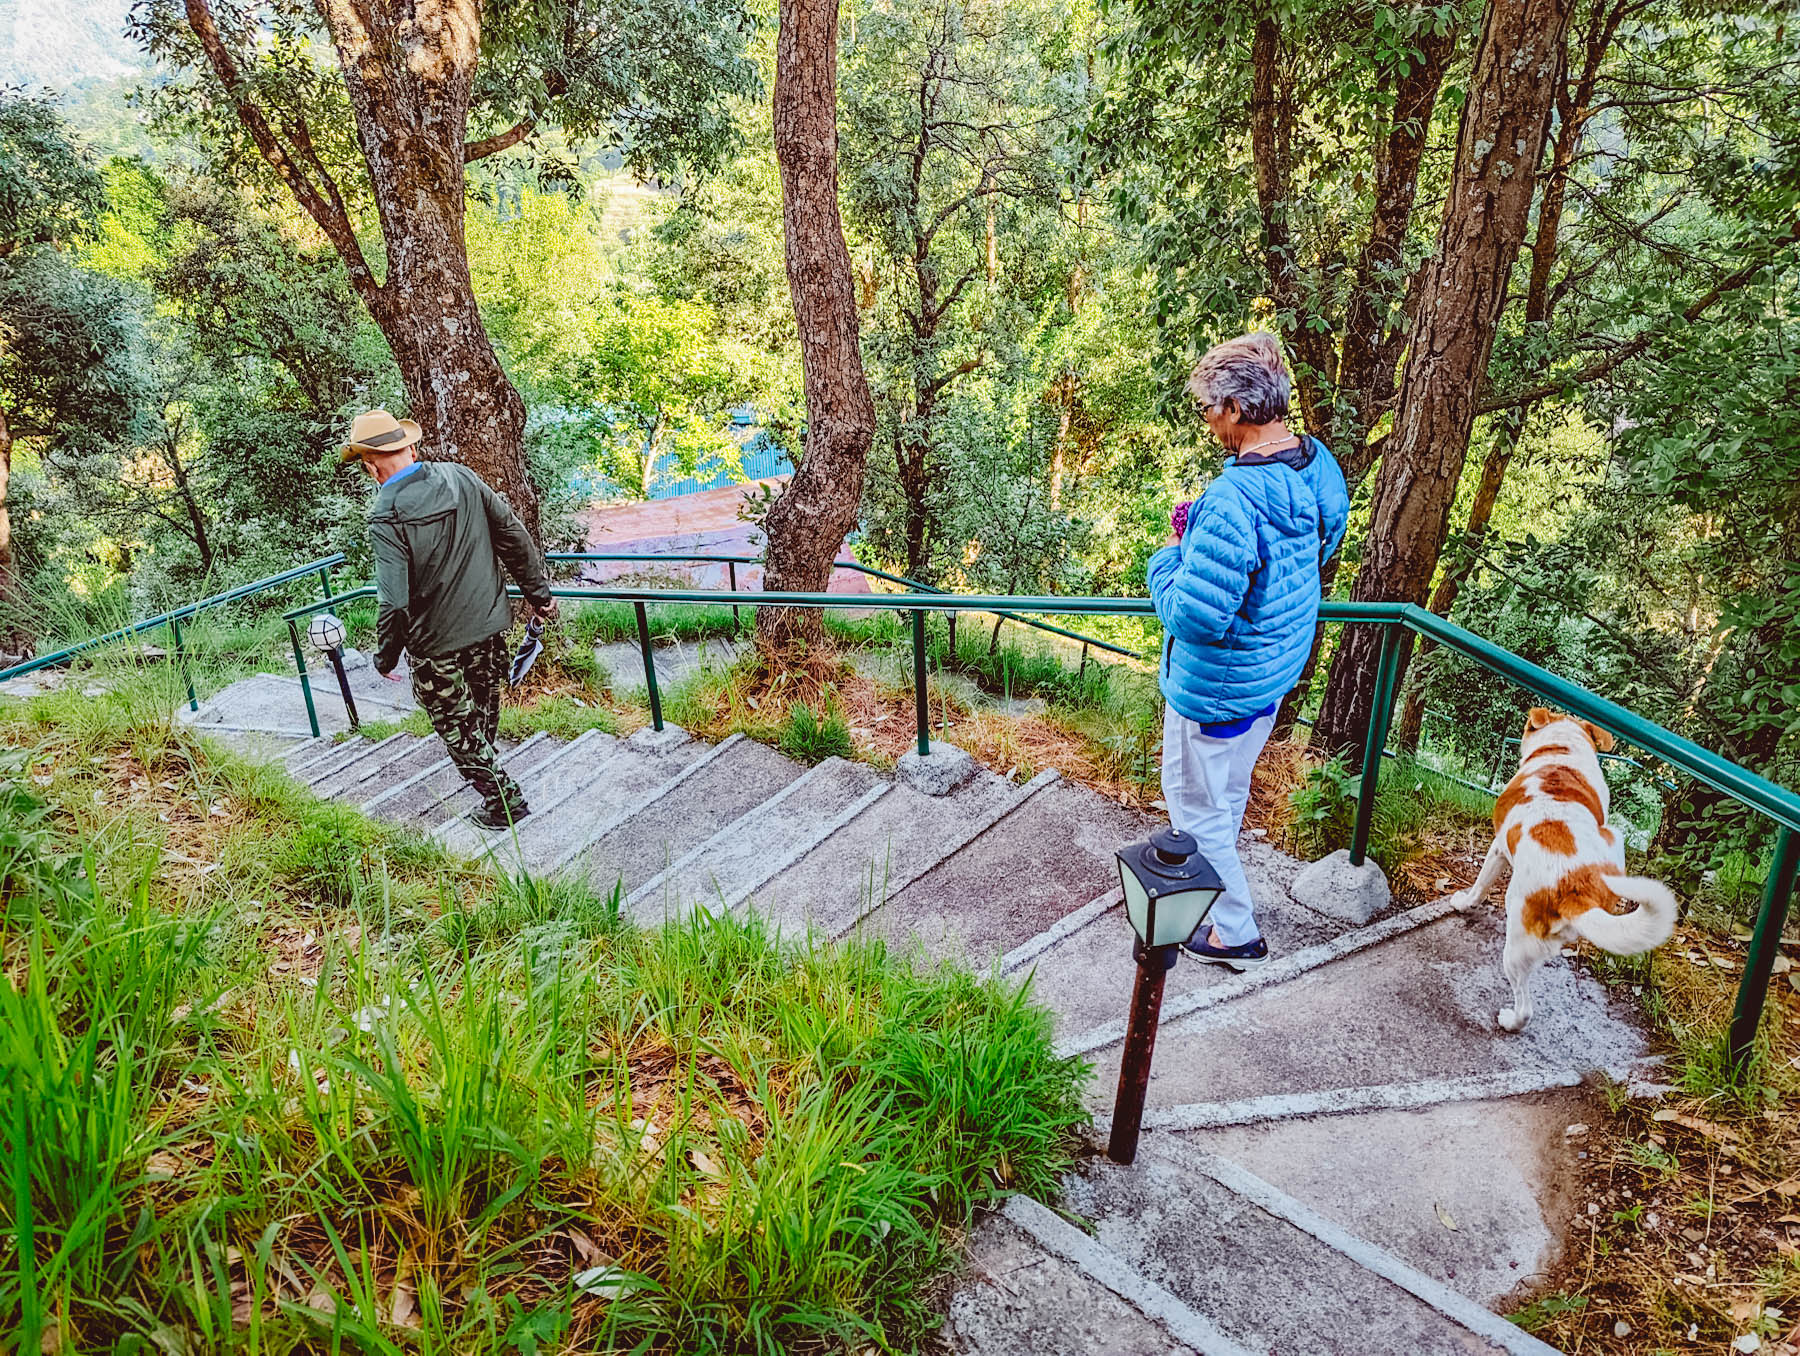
top-left (306, 612), bottom-right (360, 732)
top-left (1118, 826), bottom-right (1225, 954)
top-left (1108, 826), bottom-right (1224, 1164)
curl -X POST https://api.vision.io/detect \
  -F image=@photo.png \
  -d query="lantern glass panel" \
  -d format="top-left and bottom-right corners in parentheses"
top-left (1119, 860), bottom-right (1220, 947)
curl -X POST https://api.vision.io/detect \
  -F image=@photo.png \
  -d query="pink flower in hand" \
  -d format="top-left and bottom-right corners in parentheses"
top-left (1171, 500), bottom-right (1193, 539)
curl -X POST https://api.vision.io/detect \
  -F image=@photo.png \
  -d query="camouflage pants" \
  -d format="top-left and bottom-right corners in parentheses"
top-left (411, 632), bottom-right (523, 816)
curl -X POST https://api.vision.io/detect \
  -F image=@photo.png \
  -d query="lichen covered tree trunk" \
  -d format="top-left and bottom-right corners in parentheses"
top-left (1311, 0), bottom-right (1574, 766)
top-left (181, 0), bottom-right (538, 537)
top-left (759, 0), bottom-right (876, 652)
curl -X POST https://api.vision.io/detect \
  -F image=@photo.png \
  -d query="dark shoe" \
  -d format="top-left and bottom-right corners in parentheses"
top-left (470, 802), bottom-right (529, 832)
top-left (1182, 929), bottom-right (1270, 971)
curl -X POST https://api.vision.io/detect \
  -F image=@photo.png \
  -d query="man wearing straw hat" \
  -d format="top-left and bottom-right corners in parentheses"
top-left (341, 409), bottom-right (556, 831)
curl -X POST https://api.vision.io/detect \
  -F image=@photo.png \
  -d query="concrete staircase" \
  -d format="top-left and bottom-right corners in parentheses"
top-left (194, 683), bottom-right (1655, 1356)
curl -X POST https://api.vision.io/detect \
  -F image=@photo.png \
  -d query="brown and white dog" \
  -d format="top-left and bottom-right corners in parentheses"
top-left (1463, 707), bottom-right (1677, 1032)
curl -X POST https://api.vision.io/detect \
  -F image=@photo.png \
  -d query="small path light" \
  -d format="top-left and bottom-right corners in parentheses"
top-left (1108, 826), bottom-right (1224, 1165)
top-left (306, 612), bottom-right (361, 732)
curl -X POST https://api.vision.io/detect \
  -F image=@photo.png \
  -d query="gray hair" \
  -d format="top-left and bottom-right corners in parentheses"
top-left (1186, 332), bottom-right (1292, 424)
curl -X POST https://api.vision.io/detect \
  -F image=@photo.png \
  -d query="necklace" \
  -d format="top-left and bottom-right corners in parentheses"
top-left (1235, 432), bottom-right (1299, 458)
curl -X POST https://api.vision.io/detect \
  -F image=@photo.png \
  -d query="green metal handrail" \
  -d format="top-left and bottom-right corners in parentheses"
top-left (544, 550), bottom-right (1144, 660)
top-left (280, 577), bottom-right (1797, 1075)
top-left (0, 553), bottom-right (345, 711)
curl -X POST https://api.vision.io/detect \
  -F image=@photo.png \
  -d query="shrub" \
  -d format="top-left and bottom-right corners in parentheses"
top-left (779, 700), bottom-right (853, 763)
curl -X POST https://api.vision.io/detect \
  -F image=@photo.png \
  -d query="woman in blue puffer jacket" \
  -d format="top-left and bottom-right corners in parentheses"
top-left (1147, 333), bottom-right (1349, 969)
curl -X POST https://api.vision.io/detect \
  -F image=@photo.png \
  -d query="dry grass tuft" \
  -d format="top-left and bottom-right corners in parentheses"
top-left (1523, 935), bottom-right (1800, 1353)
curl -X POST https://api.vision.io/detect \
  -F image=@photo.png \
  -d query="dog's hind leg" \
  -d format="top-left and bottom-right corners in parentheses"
top-left (1460, 836), bottom-right (1508, 909)
top-left (1497, 904), bottom-right (1555, 1032)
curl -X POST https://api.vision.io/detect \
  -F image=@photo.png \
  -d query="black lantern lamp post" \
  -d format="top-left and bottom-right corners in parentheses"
top-left (1108, 826), bottom-right (1224, 1165)
top-left (306, 612), bottom-right (361, 732)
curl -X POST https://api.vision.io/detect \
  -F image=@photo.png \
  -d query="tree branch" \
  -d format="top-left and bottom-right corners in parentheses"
top-left (182, 0), bottom-right (384, 311)
top-left (465, 118), bottom-right (536, 161)
top-left (1476, 213), bottom-right (1800, 414)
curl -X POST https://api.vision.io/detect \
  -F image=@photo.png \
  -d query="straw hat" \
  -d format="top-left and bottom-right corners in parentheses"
top-left (339, 408), bottom-right (423, 462)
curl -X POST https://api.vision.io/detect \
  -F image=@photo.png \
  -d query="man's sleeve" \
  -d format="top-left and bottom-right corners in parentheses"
top-left (1147, 487), bottom-right (1260, 644)
top-left (474, 473), bottom-right (552, 611)
top-left (371, 521), bottom-right (411, 675)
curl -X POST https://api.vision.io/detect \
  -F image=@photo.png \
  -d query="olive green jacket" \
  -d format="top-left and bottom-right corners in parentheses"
top-left (369, 462), bottom-right (551, 673)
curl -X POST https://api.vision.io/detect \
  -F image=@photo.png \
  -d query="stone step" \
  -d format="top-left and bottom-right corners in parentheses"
top-left (1174, 1088), bottom-right (1590, 1311)
top-left (560, 735), bottom-right (807, 897)
top-left (430, 723), bottom-right (619, 842)
top-left (269, 735), bottom-right (330, 768)
top-left (630, 755), bottom-right (889, 922)
top-left (314, 733), bottom-right (441, 801)
top-left (860, 777), bottom-right (1156, 968)
top-left (753, 763), bottom-right (1032, 940)
top-left (1074, 907), bottom-right (1646, 1116)
top-left (358, 732), bottom-right (557, 823)
top-left (297, 731), bottom-right (413, 790)
top-left (435, 727), bottom-right (624, 852)
top-left (1003, 839), bottom-right (1358, 1044)
top-left (184, 673), bottom-right (342, 738)
top-left (462, 727), bottom-right (708, 874)
top-left (286, 734), bottom-right (356, 779)
top-left (1051, 1141), bottom-right (1558, 1355)
top-left (944, 1202), bottom-right (1216, 1355)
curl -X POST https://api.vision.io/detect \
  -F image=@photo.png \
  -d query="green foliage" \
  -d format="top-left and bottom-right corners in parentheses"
top-left (570, 600), bottom-right (743, 646)
top-left (264, 793), bottom-right (444, 910)
top-left (0, 92), bottom-right (108, 251)
top-left (1289, 755), bottom-right (1358, 862)
top-left (1508, 1292), bottom-right (1589, 1333)
top-left (497, 695), bottom-right (618, 742)
top-left (0, 718), bottom-right (1087, 1352)
top-left (778, 700), bottom-right (854, 764)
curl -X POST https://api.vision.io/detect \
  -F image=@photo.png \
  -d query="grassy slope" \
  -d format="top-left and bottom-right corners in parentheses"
top-left (0, 669), bottom-right (1088, 1354)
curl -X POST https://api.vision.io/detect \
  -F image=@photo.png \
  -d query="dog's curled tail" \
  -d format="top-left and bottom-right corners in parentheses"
top-left (1568, 874), bottom-right (1678, 955)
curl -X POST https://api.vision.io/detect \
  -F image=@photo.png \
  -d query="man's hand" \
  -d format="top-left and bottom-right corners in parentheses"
top-left (533, 599), bottom-right (560, 623)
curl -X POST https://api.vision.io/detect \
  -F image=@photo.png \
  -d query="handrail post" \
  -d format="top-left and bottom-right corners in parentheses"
top-left (635, 601), bottom-right (663, 731)
top-left (1349, 623), bottom-right (1404, 867)
top-left (288, 619), bottom-right (321, 739)
top-left (727, 561), bottom-right (739, 629)
top-left (318, 565), bottom-right (334, 601)
top-left (913, 609), bottom-right (930, 757)
top-left (1730, 827), bottom-right (1798, 1078)
top-left (169, 614), bottom-right (198, 712)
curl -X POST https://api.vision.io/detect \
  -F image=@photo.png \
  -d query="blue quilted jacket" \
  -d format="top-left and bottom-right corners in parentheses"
top-left (1147, 437), bottom-right (1350, 725)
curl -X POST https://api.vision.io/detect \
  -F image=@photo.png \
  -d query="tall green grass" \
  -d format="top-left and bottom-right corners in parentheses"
top-left (0, 690), bottom-right (1089, 1353)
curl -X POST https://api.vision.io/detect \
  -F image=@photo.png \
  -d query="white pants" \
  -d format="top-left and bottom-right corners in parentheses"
top-left (1160, 705), bottom-right (1275, 947)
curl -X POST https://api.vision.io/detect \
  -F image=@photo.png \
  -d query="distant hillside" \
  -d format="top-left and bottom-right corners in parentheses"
top-left (0, 0), bottom-right (141, 91)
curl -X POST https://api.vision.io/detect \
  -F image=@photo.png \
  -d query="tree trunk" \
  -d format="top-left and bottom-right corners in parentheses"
top-left (759, 0), bottom-right (877, 652)
top-left (0, 405), bottom-right (25, 657)
top-left (900, 412), bottom-right (932, 581)
top-left (182, 0), bottom-right (539, 539)
top-left (166, 428), bottom-right (216, 578)
top-left (1311, 0), bottom-right (1573, 768)
top-left (1393, 408), bottom-right (1521, 749)
top-left (1249, 16), bottom-right (1334, 439)
top-left (322, 0), bottom-right (537, 535)
top-left (1392, 0), bottom-right (1615, 752)
top-left (1331, 12), bottom-right (1458, 480)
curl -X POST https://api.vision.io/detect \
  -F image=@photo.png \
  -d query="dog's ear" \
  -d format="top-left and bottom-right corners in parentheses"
top-left (1579, 720), bottom-right (1616, 753)
top-left (1526, 707), bottom-right (1556, 731)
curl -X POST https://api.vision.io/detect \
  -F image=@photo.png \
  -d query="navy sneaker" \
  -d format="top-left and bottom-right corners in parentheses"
top-left (1182, 930), bottom-right (1270, 971)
